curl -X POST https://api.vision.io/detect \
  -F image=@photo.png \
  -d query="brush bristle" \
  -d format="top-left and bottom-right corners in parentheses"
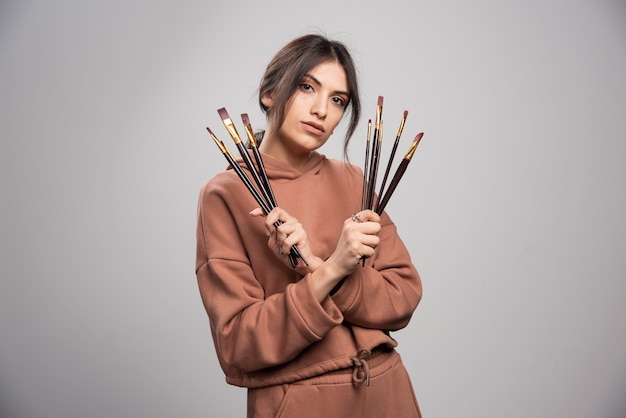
top-left (241, 113), bottom-right (250, 126)
top-left (377, 96), bottom-right (384, 106)
top-left (217, 107), bottom-right (231, 121)
top-left (414, 132), bottom-right (424, 143)
top-left (403, 110), bottom-right (408, 117)
top-left (206, 126), bottom-right (215, 136)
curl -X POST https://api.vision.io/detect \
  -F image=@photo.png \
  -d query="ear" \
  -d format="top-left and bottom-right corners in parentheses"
top-left (261, 91), bottom-right (274, 109)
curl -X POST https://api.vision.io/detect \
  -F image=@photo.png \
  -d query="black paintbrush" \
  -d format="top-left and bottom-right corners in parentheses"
top-left (375, 110), bottom-right (408, 213)
top-left (375, 132), bottom-right (423, 215)
top-left (206, 126), bottom-right (307, 267)
top-left (207, 127), bottom-right (271, 213)
top-left (217, 108), bottom-right (302, 267)
top-left (218, 108), bottom-right (275, 208)
top-left (238, 113), bottom-right (301, 266)
top-left (361, 119), bottom-right (372, 211)
top-left (241, 113), bottom-right (277, 207)
top-left (365, 96), bottom-right (384, 209)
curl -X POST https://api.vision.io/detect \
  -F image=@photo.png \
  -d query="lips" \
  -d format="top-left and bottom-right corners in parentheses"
top-left (302, 121), bottom-right (325, 135)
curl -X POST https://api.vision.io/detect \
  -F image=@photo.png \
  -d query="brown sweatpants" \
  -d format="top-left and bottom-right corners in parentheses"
top-left (247, 349), bottom-right (421, 418)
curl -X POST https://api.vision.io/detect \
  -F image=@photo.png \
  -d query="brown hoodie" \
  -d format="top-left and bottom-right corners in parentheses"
top-left (196, 151), bottom-right (422, 388)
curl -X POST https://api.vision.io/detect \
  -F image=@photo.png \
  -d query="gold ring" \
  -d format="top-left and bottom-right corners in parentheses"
top-left (351, 213), bottom-right (362, 223)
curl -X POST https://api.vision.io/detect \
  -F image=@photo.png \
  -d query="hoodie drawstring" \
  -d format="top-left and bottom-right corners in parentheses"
top-left (350, 349), bottom-right (372, 386)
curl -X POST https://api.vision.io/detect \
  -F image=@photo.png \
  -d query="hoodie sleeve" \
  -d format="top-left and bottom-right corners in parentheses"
top-left (330, 214), bottom-right (422, 331)
top-left (196, 179), bottom-right (343, 374)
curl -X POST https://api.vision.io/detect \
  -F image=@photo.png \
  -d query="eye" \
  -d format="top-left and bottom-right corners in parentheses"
top-left (300, 83), bottom-right (314, 92)
top-left (332, 96), bottom-right (347, 107)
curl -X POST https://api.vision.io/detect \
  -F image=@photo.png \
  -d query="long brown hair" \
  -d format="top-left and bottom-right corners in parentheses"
top-left (258, 34), bottom-right (361, 156)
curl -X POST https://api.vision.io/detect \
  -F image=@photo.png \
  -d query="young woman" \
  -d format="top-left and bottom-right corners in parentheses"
top-left (196, 33), bottom-right (423, 417)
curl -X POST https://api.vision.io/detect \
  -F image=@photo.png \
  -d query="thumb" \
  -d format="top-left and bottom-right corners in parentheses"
top-left (248, 207), bottom-right (265, 217)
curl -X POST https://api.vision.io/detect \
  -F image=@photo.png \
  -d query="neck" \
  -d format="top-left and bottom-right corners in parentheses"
top-left (259, 130), bottom-right (311, 171)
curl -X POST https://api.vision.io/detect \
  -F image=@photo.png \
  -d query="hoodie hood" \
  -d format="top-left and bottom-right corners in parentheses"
top-left (233, 151), bottom-right (327, 181)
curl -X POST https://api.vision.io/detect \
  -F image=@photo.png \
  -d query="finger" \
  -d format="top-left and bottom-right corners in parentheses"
top-left (265, 207), bottom-right (282, 227)
top-left (355, 209), bottom-right (380, 223)
top-left (351, 212), bottom-right (363, 223)
top-left (359, 233), bottom-right (380, 248)
top-left (345, 220), bottom-right (380, 239)
top-left (266, 207), bottom-right (295, 231)
top-left (248, 207), bottom-right (265, 217)
top-left (284, 231), bottom-right (305, 252)
top-left (276, 221), bottom-right (297, 240)
top-left (351, 246), bottom-right (374, 265)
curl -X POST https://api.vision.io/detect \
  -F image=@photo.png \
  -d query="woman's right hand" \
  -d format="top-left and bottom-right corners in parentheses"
top-left (250, 207), bottom-right (323, 275)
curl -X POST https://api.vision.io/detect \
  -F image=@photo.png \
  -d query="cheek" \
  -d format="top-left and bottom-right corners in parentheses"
top-left (328, 109), bottom-right (345, 130)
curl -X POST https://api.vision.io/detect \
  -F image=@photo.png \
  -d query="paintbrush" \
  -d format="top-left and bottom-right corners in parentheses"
top-left (225, 110), bottom-right (301, 267)
top-left (375, 110), bottom-right (408, 213)
top-left (217, 108), bottom-right (275, 207)
top-left (239, 114), bottom-right (299, 268)
top-left (375, 132), bottom-right (424, 215)
top-left (241, 113), bottom-right (277, 207)
top-left (361, 119), bottom-right (372, 211)
top-left (206, 126), bottom-right (307, 267)
top-left (218, 108), bottom-right (303, 266)
top-left (207, 127), bottom-right (270, 213)
top-left (365, 96), bottom-right (384, 209)
top-left (368, 121), bottom-right (383, 209)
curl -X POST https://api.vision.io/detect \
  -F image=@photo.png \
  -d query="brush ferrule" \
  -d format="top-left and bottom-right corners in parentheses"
top-left (396, 117), bottom-right (407, 138)
top-left (224, 120), bottom-right (243, 144)
top-left (244, 125), bottom-right (257, 146)
top-left (208, 130), bottom-right (228, 153)
top-left (375, 106), bottom-right (382, 129)
top-left (404, 138), bottom-right (420, 160)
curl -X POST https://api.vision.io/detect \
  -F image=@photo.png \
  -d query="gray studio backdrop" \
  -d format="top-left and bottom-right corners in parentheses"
top-left (1, 1), bottom-right (625, 417)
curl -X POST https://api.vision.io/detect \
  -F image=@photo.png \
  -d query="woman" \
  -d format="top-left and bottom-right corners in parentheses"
top-left (196, 33), bottom-right (423, 417)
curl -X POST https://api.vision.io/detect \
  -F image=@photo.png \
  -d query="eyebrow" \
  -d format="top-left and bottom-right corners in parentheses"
top-left (303, 73), bottom-right (350, 97)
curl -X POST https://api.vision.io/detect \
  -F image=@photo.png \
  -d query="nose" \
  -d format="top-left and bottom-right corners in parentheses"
top-left (311, 96), bottom-right (327, 119)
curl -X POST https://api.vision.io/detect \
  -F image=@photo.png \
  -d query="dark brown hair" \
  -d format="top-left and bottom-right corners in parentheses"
top-left (258, 34), bottom-right (361, 155)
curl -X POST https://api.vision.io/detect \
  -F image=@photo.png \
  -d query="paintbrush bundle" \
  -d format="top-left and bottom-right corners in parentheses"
top-left (206, 108), bottom-right (307, 268)
top-left (204, 98), bottom-right (423, 268)
top-left (361, 96), bottom-right (424, 215)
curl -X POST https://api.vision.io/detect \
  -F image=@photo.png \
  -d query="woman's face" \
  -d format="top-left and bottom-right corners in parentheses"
top-left (261, 60), bottom-right (349, 167)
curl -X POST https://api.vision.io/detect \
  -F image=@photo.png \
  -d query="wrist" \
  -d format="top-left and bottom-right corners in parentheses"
top-left (310, 259), bottom-right (346, 302)
top-left (305, 255), bottom-right (324, 274)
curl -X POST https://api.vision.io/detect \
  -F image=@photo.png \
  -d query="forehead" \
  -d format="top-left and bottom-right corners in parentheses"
top-left (305, 61), bottom-right (348, 93)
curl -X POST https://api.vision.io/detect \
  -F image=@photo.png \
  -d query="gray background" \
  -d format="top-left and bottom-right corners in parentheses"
top-left (2, 0), bottom-right (625, 417)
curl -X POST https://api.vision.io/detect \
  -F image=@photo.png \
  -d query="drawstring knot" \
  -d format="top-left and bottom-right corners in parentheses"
top-left (350, 348), bottom-right (372, 386)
